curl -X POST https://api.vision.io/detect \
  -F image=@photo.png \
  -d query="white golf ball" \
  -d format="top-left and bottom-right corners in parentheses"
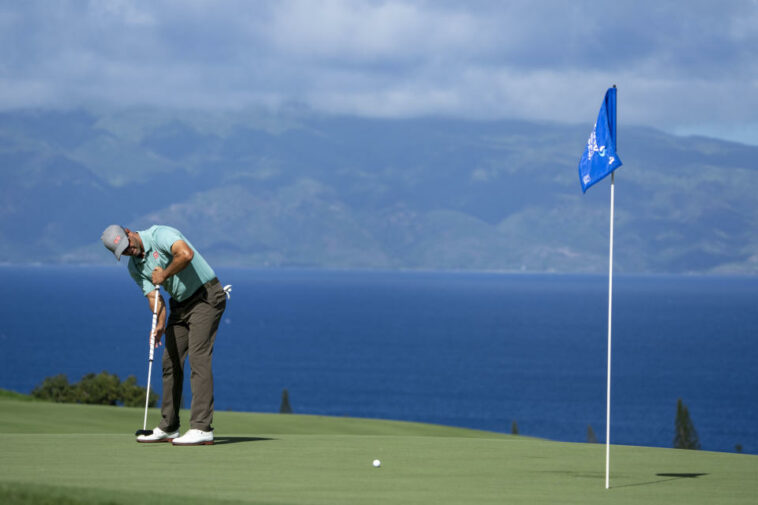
top-left (372, 459), bottom-right (381, 468)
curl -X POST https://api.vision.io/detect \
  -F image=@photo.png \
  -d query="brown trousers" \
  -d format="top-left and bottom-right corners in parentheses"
top-left (159, 279), bottom-right (226, 432)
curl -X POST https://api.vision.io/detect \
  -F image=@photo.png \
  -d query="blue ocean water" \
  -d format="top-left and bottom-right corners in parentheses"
top-left (0, 266), bottom-right (755, 454)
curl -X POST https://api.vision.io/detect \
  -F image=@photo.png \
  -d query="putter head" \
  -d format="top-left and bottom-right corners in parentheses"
top-left (135, 429), bottom-right (154, 436)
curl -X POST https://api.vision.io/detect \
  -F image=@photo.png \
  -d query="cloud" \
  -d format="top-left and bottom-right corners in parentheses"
top-left (1, 0), bottom-right (756, 142)
top-left (90, 0), bottom-right (157, 26)
top-left (262, 1), bottom-right (483, 62)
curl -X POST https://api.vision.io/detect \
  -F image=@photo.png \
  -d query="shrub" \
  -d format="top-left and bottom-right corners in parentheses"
top-left (121, 375), bottom-right (158, 407)
top-left (31, 374), bottom-right (75, 403)
top-left (75, 372), bottom-right (122, 405)
top-left (31, 371), bottom-right (157, 407)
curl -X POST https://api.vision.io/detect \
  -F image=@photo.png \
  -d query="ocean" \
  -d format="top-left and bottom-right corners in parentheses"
top-left (0, 266), bottom-right (756, 454)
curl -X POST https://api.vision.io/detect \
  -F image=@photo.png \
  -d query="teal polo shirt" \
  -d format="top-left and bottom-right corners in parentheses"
top-left (128, 225), bottom-right (216, 302)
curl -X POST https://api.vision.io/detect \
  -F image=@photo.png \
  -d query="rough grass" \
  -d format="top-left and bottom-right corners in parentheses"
top-left (0, 388), bottom-right (36, 401)
top-left (0, 397), bottom-right (756, 505)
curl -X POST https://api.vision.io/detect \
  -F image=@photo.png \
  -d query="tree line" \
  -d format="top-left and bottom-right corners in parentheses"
top-left (31, 371), bottom-right (157, 407)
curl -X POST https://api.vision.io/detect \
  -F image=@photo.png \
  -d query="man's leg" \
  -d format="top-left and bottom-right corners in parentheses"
top-left (187, 283), bottom-right (226, 431)
top-left (159, 317), bottom-right (189, 432)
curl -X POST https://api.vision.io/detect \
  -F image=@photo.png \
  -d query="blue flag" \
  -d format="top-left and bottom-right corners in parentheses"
top-left (578, 87), bottom-right (622, 193)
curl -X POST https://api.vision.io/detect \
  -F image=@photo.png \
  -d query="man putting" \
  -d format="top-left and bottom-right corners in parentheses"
top-left (101, 224), bottom-right (226, 445)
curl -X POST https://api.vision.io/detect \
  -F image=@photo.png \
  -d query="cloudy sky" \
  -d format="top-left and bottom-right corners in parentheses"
top-left (2, 0), bottom-right (757, 144)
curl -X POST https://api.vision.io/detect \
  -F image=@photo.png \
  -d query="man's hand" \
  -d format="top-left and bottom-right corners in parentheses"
top-left (152, 324), bottom-right (166, 348)
top-left (147, 290), bottom-right (167, 348)
top-left (152, 266), bottom-right (167, 285)
top-left (151, 240), bottom-right (193, 285)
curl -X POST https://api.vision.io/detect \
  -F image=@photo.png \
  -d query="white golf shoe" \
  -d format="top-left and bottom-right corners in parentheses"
top-left (136, 427), bottom-right (179, 443)
top-left (172, 429), bottom-right (214, 446)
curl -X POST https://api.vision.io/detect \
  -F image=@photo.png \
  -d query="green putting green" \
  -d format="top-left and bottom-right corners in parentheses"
top-left (0, 397), bottom-right (755, 505)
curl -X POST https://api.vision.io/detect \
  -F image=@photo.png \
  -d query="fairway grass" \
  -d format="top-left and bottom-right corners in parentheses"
top-left (1, 398), bottom-right (756, 505)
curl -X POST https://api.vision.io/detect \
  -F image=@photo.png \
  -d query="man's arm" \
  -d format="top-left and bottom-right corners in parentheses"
top-left (146, 289), bottom-right (167, 346)
top-left (151, 240), bottom-right (194, 286)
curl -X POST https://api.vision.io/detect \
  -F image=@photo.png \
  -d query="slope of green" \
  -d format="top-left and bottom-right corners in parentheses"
top-left (0, 398), bottom-right (501, 438)
top-left (0, 398), bottom-right (756, 505)
top-left (0, 389), bottom-right (36, 401)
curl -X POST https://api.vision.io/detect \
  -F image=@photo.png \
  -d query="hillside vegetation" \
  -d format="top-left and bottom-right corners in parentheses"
top-left (1, 109), bottom-right (757, 273)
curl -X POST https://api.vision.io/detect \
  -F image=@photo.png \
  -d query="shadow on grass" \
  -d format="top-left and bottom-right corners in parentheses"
top-left (656, 473), bottom-right (708, 478)
top-left (214, 436), bottom-right (276, 445)
top-left (614, 473), bottom-right (708, 488)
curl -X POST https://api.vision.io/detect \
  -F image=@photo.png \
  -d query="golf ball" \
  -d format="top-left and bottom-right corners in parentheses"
top-left (372, 459), bottom-right (381, 468)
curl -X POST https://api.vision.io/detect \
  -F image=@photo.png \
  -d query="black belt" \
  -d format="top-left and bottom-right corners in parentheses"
top-left (172, 278), bottom-right (220, 308)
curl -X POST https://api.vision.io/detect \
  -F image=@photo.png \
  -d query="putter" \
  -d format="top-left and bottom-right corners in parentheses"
top-left (135, 286), bottom-right (160, 437)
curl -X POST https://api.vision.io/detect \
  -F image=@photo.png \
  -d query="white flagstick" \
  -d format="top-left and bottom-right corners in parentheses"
top-left (605, 171), bottom-right (615, 489)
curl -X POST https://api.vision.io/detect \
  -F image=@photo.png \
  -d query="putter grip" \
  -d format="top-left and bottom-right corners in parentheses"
top-left (148, 315), bottom-right (156, 361)
top-left (148, 286), bottom-right (159, 361)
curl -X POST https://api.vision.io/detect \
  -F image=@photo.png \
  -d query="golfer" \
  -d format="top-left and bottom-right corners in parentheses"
top-left (101, 224), bottom-right (226, 445)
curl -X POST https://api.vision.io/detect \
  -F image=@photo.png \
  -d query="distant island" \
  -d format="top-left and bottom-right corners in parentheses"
top-left (1, 108), bottom-right (756, 275)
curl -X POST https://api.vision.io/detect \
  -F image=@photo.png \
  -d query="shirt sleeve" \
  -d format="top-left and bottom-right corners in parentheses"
top-left (128, 258), bottom-right (155, 297)
top-left (152, 226), bottom-right (184, 255)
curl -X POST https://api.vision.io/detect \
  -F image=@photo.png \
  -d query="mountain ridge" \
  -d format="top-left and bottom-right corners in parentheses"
top-left (1, 108), bottom-right (756, 274)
